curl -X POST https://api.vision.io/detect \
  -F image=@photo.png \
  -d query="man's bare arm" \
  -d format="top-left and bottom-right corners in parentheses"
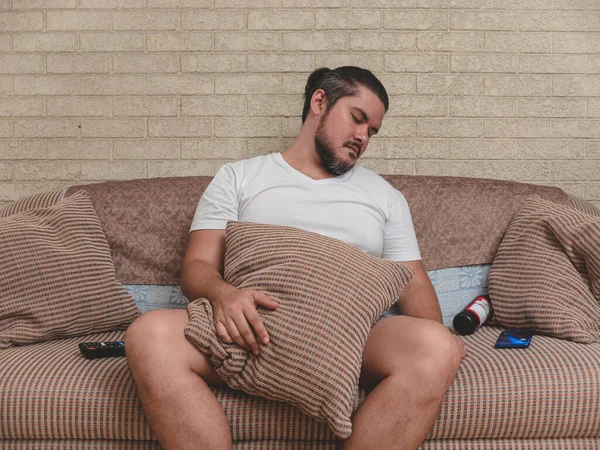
top-left (396, 260), bottom-right (442, 324)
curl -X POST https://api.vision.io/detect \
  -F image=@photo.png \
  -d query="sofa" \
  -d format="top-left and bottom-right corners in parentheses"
top-left (1, 173), bottom-right (600, 449)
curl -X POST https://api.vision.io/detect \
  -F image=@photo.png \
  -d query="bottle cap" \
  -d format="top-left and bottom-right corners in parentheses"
top-left (453, 311), bottom-right (479, 336)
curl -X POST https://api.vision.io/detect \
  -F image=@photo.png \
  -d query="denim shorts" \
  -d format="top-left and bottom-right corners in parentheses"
top-left (378, 302), bottom-right (402, 321)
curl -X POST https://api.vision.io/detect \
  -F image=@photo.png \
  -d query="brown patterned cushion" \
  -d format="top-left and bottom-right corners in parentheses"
top-left (0, 191), bottom-right (139, 349)
top-left (488, 195), bottom-right (600, 343)
top-left (184, 221), bottom-right (413, 439)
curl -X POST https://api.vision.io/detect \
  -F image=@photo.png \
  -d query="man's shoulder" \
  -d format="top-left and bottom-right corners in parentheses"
top-left (353, 164), bottom-right (397, 194)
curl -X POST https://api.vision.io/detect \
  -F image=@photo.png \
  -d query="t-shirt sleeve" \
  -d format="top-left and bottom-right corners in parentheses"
top-left (381, 192), bottom-right (422, 262)
top-left (189, 164), bottom-right (239, 232)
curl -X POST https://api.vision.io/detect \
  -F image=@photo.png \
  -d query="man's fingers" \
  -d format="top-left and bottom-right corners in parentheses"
top-left (232, 314), bottom-right (260, 356)
top-left (215, 321), bottom-right (233, 344)
top-left (253, 292), bottom-right (278, 310)
top-left (245, 307), bottom-right (270, 345)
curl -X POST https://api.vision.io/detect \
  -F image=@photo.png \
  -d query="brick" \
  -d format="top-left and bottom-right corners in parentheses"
top-left (0, 120), bottom-right (12, 137)
top-left (147, 32), bottom-right (213, 52)
top-left (484, 0), bottom-right (552, 8)
top-left (147, 160), bottom-right (213, 178)
top-left (13, 0), bottom-right (77, 7)
top-left (13, 33), bottom-right (78, 52)
top-left (182, 54), bottom-right (246, 73)
top-left (113, 139), bottom-right (180, 160)
top-left (349, 0), bottom-right (413, 6)
top-left (147, 0), bottom-right (211, 7)
top-left (0, 140), bottom-right (46, 160)
top-left (80, 33), bottom-right (144, 52)
top-left (47, 140), bottom-right (112, 159)
top-left (385, 54), bottom-right (448, 73)
top-left (113, 11), bottom-right (178, 31)
top-left (315, 10), bottom-right (381, 29)
top-left (81, 161), bottom-right (145, 180)
top-left (0, 181), bottom-right (73, 202)
top-left (246, 137), bottom-right (286, 155)
top-left (216, 74), bottom-right (281, 94)
top-left (149, 118), bottom-right (212, 137)
top-left (377, 118), bottom-right (416, 138)
top-left (387, 96), bottom-right (447, 117)
top-left (449, 139), bottom-right (517, 160)
top-left (183, 10), bottom-right (245, 30)
top-left (350, 32), bottom-right (415, 51)
top-left (484, 75), bottom-right (552, 97)
top-left (80, 75), bottom-right (144, 95)
top-left (417, 31), bottom-right (483, 52)
top-left (0, 55), bottom-right (43, 74)
top-left (519, 11), bottom-right (596, 32)
top-left (554, 33), bottom-right (600, 53)
top-left (315, 53), bottom-right (383, 72)
top-left (13, 161), bottom-right (81, 181)
top-left (360, 159), bottom-right (414, 175)
top-left (553, 120), bottom-right (600, 138)
top-left (283, 31), bottom-right (348, 51)
top-left (0, 77), bottom-right (11, 96)
top-left (47, 97), bottom-right (111, 117)
top-left (451, 11), bottom-right (518, 31)
top-left (80, 119), bottom-right (147, 138)
top-left (375, 74), bottom-right (416, 95)
top-left (589, 56), bottom-right (600, 74)
top-left (113, 54), bottom-right (179, 74)
top-left (181, 138), bottom-right (247, 159)
top-left (554, 75), bottom-right (600, 97)
top-left (248, 95), bottom-right (302, 117)
top-left (215, 0), bottom-right (280, 6)
top-left (552, 160), bottom-right (600, 181)
top-left (587, 184), bottom-right (600, 202)
top-left (47, 11), bottom-right (110, 31)
top-left (0, 161), bottom-right (13, 180)
top-left (0, 0), bottom-right (8, 9)
top-left (484, 118), bottom-right (552, 138)
top-left (0, 34), bottom-right (9, 52)
top-left (418, 119), bottom-right (481, 138)
top-left (47, 54), bottom-right (110, 74)
top-left (485, 32), bottom-right (552, 53)
top-left (248, 53), bottom-right (313, 73)
top-left (0, 12), bottom-right (43, 31)
top-left (451, 54), bottom-right (517, 73)
top-left (380, 138), bottom-right (448, 159)
top-left (14, 119), bottom-right (79, 138)
top-left (182, 96), bottom-right (246, 116)
top-left (146, 75), bottom-right (213, 95)
top-left (589, 99), bottom-right (600, 117)
top-left (588, 141), bottom-right (600, 159)
top-left (519, 55), bottom-right (587, 74)
top-left (80, 0), bottom-right (145, 7)
top-left (282, 117), bottom-right (300, 137)
top-left (450, 97), bottom-right (516, 117)
top-left (384, 10), bottom-right (448, 30)
top-left (215, 32), bottom-right (280, 51)
top-left (418, 74), bottom-right (482, 95)
top-left (281, 74), bottom-right (308, 94)
top-left (15, 75), bottom-right (79, 95)
top-left (518, 98), bottom-right (585, 118)
top-left (517, 140), bottom-right (585, 160)
top-left (541, 182), bottom-right (585, 199)
top-left (416, 160), bottom-right (485, 177)
top-left (417, 0), bottom-right (482, 6)
top-left (215, 117), bottom-right (280, 137)
top-left (113, 97), bottom-right (179, 117)
top-left (553, 0), bottom-right (600, 10)
top-left (484, 160), bottom-right (551, 181)
top-left (248, 10), bottom-right (313, 30)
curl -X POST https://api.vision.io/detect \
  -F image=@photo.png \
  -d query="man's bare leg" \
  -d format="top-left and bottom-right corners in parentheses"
top-left (341, 316), bottom-right (465, 450)
top-left (125, 309), bottom-right (232, 450)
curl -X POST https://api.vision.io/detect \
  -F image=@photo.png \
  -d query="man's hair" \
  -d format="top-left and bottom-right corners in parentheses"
top-left (301, 66), bottom-right (389, 123)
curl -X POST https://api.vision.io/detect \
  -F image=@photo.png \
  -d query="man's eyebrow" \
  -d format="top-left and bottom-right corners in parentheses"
top-left (352, 107), bottom-right (379, 134)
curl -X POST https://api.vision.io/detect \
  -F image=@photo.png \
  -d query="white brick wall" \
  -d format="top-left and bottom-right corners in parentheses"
top-left (0, 1), bottom-right (599, 208)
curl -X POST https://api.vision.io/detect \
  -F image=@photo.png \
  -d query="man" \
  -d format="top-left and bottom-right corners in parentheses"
top-left (125, 66), bottom-right (466, 450)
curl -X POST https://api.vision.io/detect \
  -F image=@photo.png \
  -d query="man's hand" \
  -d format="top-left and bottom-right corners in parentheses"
top-left (212, 286), bottom-right (278, 356)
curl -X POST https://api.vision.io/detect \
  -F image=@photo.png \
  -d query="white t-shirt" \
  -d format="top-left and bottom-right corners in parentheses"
top-left (190, 152), bottom-right (421, 262)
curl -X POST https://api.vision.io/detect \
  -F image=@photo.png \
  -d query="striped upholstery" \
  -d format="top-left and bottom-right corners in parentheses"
top-left (2, 326), bottom-right (600, 446)
top-left (0, 191), bottom-right (139, 349)
top-left (569, 193), bottom-right (600, 217)
top-left (489, 195), bottom-right (600, 343)
top-left (0, 189), bottom-right (64, 219)
top-left (185, 221), bottom-right (414, 439)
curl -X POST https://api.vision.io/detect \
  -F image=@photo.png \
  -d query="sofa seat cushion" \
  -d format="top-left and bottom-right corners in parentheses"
top-left (2, 327), bottom-right (600, 443)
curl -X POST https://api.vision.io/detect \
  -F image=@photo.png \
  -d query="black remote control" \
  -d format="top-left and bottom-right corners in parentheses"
top-left (79, 341), bottom-right (125, 359)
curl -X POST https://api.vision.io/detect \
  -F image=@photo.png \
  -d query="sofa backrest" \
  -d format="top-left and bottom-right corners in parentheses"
top-left (65, 175), bottom-right (571, 285)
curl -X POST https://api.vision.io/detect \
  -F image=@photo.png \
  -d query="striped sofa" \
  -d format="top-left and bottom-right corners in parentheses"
top-left (1, 175), bottom-right (600, 449)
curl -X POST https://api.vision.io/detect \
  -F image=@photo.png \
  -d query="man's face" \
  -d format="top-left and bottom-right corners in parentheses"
top-left (314, 85), bottom-right (385, 176)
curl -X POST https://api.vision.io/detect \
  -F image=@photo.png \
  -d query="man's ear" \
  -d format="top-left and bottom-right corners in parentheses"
top-left (310, 89), bottom-right (327, 118)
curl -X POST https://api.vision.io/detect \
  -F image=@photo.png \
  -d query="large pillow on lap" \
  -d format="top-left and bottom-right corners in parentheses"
top-left (0, 191), bottom-right (139, 349)
top-left (184, 221), bottom-right (413, 438)
top-left (489, 195), bottom-right (600, 343)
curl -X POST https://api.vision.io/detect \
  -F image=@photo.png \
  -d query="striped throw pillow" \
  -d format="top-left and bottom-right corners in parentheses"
top-left (184, 221), bottom-right (413, 439)
top-left (489, 195), bottom-right (600, 343)
top-left (0, 190), bottom-right (139, 349)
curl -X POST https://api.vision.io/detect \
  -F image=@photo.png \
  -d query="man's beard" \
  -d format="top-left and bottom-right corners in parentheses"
top-left (314, 119), bottom-right (356, 177)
